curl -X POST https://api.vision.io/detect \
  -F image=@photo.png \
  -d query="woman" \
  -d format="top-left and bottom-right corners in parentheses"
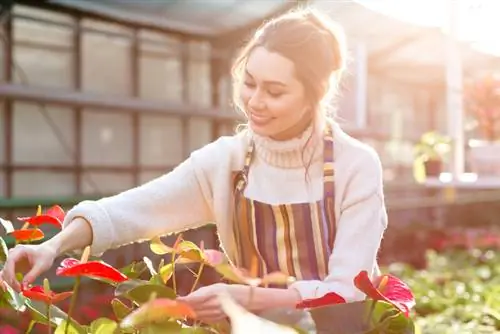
top-left (1, 7), bottom-right (387, 324)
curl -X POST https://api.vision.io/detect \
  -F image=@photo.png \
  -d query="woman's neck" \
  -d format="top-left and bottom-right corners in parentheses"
top-left (250, 120), bottom-right (325, 169)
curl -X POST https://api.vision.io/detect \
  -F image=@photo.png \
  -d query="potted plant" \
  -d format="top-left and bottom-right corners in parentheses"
top-left (413, 131), bottom-right (451, 180)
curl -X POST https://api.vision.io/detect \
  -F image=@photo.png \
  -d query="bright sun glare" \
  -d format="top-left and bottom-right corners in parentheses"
top-left (355, 0), bottom-right (500, 56)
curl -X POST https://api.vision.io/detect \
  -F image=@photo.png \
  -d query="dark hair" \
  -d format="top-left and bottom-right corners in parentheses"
top-left (232, 7), bottom-right (347, 122)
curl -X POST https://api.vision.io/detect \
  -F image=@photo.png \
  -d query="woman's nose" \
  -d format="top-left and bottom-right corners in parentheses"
top-left (248, 92), bottom-right (265, 110)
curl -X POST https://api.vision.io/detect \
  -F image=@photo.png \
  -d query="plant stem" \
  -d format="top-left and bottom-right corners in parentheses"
top-left (46, 303), bottom-right (52, 334)
top-left (365, 299), bottom-right (377, 328)
top-left (171, 254), bottom-right (177, 295)
top-left (190, 263), bottom-right (205, 293)
top-left (65, 276), bottom-right (81, 334)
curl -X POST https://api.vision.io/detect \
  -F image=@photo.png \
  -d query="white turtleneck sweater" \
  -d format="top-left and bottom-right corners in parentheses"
top-left (62, 121), bottom-right (388, 302)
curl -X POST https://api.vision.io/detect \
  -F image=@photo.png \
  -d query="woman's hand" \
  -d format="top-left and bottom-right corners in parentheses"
top-left (178, 283), bottom-right (250, 324)
top-left (0, 243), bottom-right (58, 292)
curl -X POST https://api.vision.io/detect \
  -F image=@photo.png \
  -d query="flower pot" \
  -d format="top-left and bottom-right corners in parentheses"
top-left (424, 159), bottom-right (442, 177)
top-left (469, 141), bottom-right (500, 176)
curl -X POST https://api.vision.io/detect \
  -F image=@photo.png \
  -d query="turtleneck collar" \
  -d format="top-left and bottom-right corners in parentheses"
top-left (248, 122), bottom-right (325, 169)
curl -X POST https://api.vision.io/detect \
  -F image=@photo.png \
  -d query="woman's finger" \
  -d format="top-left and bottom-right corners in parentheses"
top-left (3, 246), bottom-right (29, 292)
top-left (194, 309), bottom-right (227, 324)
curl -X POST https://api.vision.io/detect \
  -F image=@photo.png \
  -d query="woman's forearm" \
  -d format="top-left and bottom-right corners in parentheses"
top-left (235, 286), bottom-right (301, 312)
top-left (45, 217), bottom-right (93, 256)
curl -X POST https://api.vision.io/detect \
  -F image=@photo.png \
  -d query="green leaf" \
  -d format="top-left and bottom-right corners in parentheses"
top-left (0, 218), bottom-right (14, 235)
top-left (213, 264), bottom-right (248, 284)
top-left (159, 263), bottom-right (174, 284)
top-left (54, 320), bottom-right (87, 334)
top-left (0, 237), bottom-right (8, 265)
top-left (143, 256), bottom-right (158, 276)
top-left (179, 327), bottom-right (217, 333)
top-left (120, 261), bottom-right (148, 279)
top-left (119, 282), bottom-right (176, 305)
top-left (121, 299), bottom-right (194, 330)
top-left (89, 317), bottom-right (118, 334)
top-left (25, 320), bottom-right (37, 333)
top-left (366, 301), bottom-right (414, 334)
top-left (25, 299), bottom-right (77, 328)
top-left (2, 282), bottom-right (27, 312)
top-left (150, 236), bottom-right (175, 255)
top-left (111, 298), bottom-right (132, 321)
top-left (115, 279), bottom-right (151, 297)
top-left (138, 321), bottom-right (182, 334)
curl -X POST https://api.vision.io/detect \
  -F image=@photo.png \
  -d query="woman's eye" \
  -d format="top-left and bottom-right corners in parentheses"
top-left (243, 81), bottom-right (256, 88)
top-left (268, 90), bottom-right (283, 98)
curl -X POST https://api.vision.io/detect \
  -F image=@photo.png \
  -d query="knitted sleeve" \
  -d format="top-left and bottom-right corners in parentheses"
top-left (62, 146), bottom-right (219, 257)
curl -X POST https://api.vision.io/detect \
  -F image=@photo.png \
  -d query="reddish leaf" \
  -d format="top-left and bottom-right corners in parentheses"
top-left (354, 270), bottom-right (415, 316)
top-left (202, 249), bottom-right (225, 266)
top-left (21, 285), bottom-right (73, 304)
top-left (8, 229), bottom-right (45, 242)
top-left (296, 291), bottom-right (346, 309)
top-left (18, 205), bottom-right (65, 229)
top-left (120, 298), bottom-right (196, 329)
top-left (56, 258), bottom-right (128, 283)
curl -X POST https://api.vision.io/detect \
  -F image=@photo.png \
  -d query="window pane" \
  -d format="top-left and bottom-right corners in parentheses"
top-left (0, 171), bottom-right (5, 197)
top-left (14, 15), bottom-right (73, 46)
top-left (0, 104), bottom-right (4, 164)
top-left (139, 30), bottom-right (183, 102)
top-left (13, 9), bottom-right (73, 88)
top-left (13, 46), bottom-right (73, 89)
top-left (139, 56), bottom-right (183, 102)
top-left (187, 41), bottom-right (212, 107)
top-left (188, 118), bottom-right (212, 152)
top-left (13, 103), bottom-right (74, 165)
top-left (82, 110), bottom-right (133, 166)
top-left (217, 122), bottom-right (236, 137)
top-left (140, 116), bottom-right (183, 166)
top-left (80, 172), bottom-right (133, 196)
top-left (139, 171), bottom-right (166, 185)
top-left (218, 74), bottom-right (232, 111)
top-left (12, 171), bottom-right (75, 197)
top-left (82, 19), bottom-right (133, 96)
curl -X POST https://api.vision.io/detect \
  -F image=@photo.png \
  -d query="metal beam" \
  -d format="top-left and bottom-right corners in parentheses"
top-left (368, 28), bottom-right (438, 69)
top-left (0, 83), bottom-right (243, 121)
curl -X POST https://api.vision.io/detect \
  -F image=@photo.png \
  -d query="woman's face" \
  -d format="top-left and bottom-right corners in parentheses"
top-left (241, 46), bottom-right (311, 140)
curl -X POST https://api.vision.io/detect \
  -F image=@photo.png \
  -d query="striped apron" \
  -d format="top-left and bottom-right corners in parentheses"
top-left (232, 127), bottom-right (337, 282)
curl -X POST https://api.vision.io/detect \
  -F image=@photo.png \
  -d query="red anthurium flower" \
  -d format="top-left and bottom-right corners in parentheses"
top-left (8, 228), bottom-right (45, 242)
top-left (56, 258), bottom-right (128, 283)
top-left (21, 285), bottom-right (73, 304)
top-left (18, 205), bottom-right (65, 229)
top-left (354, 270), bottom-right (415, 316)
top-left (296, 291), bottom-right (346, 309)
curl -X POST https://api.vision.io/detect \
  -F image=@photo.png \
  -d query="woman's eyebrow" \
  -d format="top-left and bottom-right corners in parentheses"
top-left (245, 70), bottom-right (287, 87)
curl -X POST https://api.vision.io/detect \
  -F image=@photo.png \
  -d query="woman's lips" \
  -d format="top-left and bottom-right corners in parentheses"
top-left (250, 113), bottom-right (274, 126)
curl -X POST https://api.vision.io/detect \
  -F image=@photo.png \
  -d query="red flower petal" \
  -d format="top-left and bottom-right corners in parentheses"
top-left (373, 274), bottom-right (416, 315)
top-left (22, 286), bottom-right (51, 303)
top-left (56, 260), bottom-right (128, 283)
top-left (296, 291), bottom-right (346, 309)
top-left (18, 205), bottom-right (65, 228)
top-left (45, 205), bottom-right (65, 222)
top-left (8, 229), bottom-right (45, 242)
top-left (354, 270), bottom-right (387, 300)
top-left (21, 286), bottom-right (73, 304)
top-left (354, 270), bottom-right (415, 316)
top-left (50, 291), bottom-right (74, 304)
